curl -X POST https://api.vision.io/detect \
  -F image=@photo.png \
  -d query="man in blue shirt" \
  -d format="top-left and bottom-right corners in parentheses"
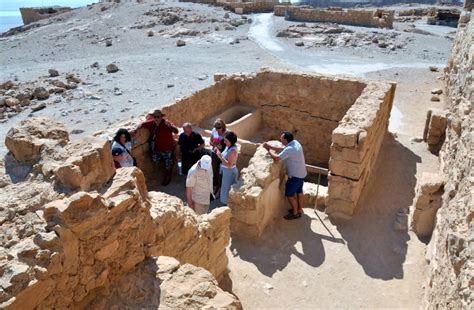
top-left (263, 131), bottom-right (307, 220)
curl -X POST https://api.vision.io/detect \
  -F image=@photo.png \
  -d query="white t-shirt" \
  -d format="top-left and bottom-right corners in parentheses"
top-left (186, 162), bottom-right (213, 205)
top-left (112, 141), bottom-right (134, 168)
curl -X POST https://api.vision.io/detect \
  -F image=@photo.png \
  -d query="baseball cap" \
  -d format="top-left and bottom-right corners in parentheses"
top-left (200, 155), bottom-right (212, 170)
top-left (112, 147), bottom-right (124, 156)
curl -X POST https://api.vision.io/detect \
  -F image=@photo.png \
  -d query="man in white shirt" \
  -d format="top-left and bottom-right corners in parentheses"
top-left (186, 155), bottom-right (214, 215)
top-left (263, 131), bottom-right (307, 220)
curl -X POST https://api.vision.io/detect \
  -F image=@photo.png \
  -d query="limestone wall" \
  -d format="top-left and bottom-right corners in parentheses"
top-left (326, 82), bottom-right (396, 219)
top-left (220, 0), bottom-right (278, 14)
top-left (228, 145), bottom-right (287, 239)
top-left (234, 70), bottom-right (367, 166)
top-left (274, 5), bottom-right (394, 29)
top-left (1, 119), bottom-right (233, 308)
top-left (162, 77), bottom-right (237, 127)
top-left (423, 5), bottom-right (473, 308)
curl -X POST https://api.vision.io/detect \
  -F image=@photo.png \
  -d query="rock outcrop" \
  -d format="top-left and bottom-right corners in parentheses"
top-left (52, 137), bottom-right (116, 191)
top-left (87, 256), bottom-right (241, 309)
top-left (423, 3), bottom-right (473, 308)
top-left (5, 118), bottom-right (69, 162)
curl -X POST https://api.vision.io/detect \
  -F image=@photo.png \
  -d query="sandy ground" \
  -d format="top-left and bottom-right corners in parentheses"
top-left (0, 1), bottom-right (452, 308)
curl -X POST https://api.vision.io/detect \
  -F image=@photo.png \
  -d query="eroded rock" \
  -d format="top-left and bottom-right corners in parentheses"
top-left (5, 118), bottom-right (69, 162)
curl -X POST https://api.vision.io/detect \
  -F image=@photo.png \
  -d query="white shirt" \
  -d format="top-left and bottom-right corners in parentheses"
top-left (278, 140), bottom-right (307, 178)
top-left (186, 162), bottom-right (213, 205)
top-left (112, 141), bottom-right (134, 168)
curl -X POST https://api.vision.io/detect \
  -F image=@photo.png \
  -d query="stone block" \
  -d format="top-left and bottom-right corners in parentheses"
top-left (53, 137), bottom-right (115, 191)
top-left (5, 117), bottom-right (69, 162)
top-left (332, 127), bottom-right (360, 148)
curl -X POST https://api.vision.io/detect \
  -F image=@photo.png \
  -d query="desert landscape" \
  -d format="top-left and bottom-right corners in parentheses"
top-left (0, 0), bottom-right (472, 309)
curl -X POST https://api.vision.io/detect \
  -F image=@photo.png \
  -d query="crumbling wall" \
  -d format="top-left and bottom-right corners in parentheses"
top-left (410, 173), bottom-right (445, 238)
top-left (423, 5), bottom-right (473, 308)
top-left (228, 145), bottom-right (286, 239)
top-left (274, 5), bottom-right (394, 29)
top-left (326, 82), bottom-right (396, 219)
top-left (218, 0), bottom-right (278, 14)
top-left (1, 119), bottom-right (233, 308)
top-left (19, 7), bottom-right (72, 25)
top-left (235, 70), bottom-right (367, 166)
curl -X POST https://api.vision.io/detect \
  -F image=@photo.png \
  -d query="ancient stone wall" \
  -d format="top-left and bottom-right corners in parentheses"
top-left (162, 77), bottom-right (237, 128)
top-left (423, 5), bottom-right (473, 308)
top-left (1, 119), bottom-right (233, 308)
top-left (274, 5), bottom-right (394, 29)
top-left (222, 0), bottom-right (278, 14)
top-left (228, 145), bottom-right (287, 239)
top-left (19, 7), bottom-right (72, 25)
top-left (234, 70), bottom-right (367, 166)
top-left (326, 82), bottom-right (396, 219)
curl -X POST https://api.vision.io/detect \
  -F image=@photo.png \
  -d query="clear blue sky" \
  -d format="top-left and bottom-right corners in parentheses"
top-left (0, 0), bottom-right (99, 11)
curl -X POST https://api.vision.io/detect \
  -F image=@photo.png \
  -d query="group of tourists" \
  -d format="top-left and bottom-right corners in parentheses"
top-left (111, 108), bottom-right (307, 220)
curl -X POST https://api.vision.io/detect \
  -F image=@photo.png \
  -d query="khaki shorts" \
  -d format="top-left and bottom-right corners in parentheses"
top-left (193, 202), bottom-right (209, 215)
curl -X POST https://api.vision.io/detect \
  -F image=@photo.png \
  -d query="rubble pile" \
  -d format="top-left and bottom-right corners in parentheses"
top-left (277, 23), bottom-right (407, 51)
top-left (0, 73), bottom-right (82, 122)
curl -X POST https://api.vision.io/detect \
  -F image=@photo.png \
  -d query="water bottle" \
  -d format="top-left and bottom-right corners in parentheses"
top-left (178, 161), bottom-right (183, 175)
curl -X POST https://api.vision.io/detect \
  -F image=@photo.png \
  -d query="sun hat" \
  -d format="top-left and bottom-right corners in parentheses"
top-left (200, 155), bottom-right (212, 170)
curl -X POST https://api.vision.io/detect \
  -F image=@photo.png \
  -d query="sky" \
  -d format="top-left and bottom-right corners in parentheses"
top-left (0, 0), bottom-right (99, 12)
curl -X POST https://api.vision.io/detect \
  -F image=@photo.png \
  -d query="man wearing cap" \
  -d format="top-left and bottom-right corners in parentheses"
top-left (186, 155), bottom-right (213, 215)
top-left (138, 109), bottom-right (179, 186)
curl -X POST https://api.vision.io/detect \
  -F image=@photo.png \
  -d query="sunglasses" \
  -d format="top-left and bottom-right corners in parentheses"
top-left (215, 126), bottom-right (222, 129)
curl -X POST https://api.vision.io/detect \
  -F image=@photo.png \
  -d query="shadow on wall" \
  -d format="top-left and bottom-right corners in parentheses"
top-left (230, 212), bottom-right (343, 277)
top-left (334, 133), bottom-right (420, 280)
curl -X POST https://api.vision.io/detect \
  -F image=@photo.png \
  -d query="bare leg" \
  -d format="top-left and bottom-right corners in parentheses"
top-left (287, 195), bottom-right (299, 215)
top-left (297, 193), bottom-right (304, 214)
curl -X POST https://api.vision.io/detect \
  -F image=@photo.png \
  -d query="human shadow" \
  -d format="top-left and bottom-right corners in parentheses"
top-left (230, 210), bottom-right (343, 277)
top-left (333, 133), bottom-right (420, 280)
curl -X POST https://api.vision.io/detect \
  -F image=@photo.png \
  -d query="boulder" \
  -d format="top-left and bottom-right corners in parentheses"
top-left (5, 118), bottom-right (69, 162)
top-left (430, 95), bottom-right (440, 102)
top-left (32, 87), bottom-right (50, 100)
top-left (106, 64), bottom-right (119, 73)
top-left (157, 259), bottom-right (241, 309)
top-left (147, 30), bottom-right (154, 37)
top-left (0, 80), bottom-right (15, 90)
top-left (53, 137), bottom-right (115, 190)
top-left (431, 88), bottom-right (443, 95)
top-left (176, 39), bottom-right (186, 47)
top-left (5, 97), bottom-right (20, 107)
top-left (48, 69), bottom-right (59, 77)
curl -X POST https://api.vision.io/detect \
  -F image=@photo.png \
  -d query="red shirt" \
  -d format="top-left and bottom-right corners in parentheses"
top-left (141, 119), bottom-right (178, 152)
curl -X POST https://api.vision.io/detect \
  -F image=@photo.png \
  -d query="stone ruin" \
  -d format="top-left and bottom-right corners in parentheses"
top-left (274, 5), bottom-right (395, 29)
top-left (103, 69), bottom-right (395, 238)
top-left (19, 7), bottom-right (72, 26)
top-left (0, 118), bottom-right (238, 308)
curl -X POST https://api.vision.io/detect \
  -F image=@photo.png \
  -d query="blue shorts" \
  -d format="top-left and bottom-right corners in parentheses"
top-left (285, 177), bottom-right (304, 197)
